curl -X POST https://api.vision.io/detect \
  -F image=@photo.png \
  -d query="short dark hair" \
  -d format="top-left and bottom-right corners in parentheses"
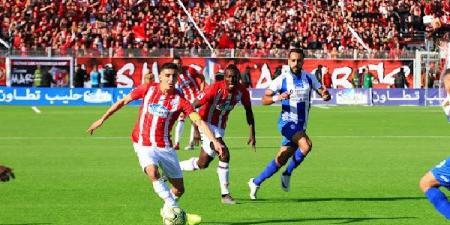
top-left (225, 64), bottom-right (240, 75)
top-left (288, 48), bottom-right (305, 58)
top-left (160, 63), bottom-right (179, 72)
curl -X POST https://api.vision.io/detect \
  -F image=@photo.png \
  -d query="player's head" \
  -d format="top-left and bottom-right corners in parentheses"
top-left (159, 63), bottom-right (179, 91)
top-left (224, 64), bottom-right (240, 90)
top-left (288, 48), bottom-right (305, 74)
top-left (172, 55), bottom-right (182, 71)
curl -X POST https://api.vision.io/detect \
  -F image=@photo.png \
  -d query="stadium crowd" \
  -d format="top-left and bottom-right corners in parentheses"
top-left (0, 0), bottom-right (449, 57)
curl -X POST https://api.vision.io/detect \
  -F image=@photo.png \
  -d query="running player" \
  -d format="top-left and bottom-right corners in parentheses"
top-left (179, 64), bottom-right (256, 204)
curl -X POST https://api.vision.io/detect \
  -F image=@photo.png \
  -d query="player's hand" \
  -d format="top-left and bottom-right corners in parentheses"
top-left (193, 126), bottom-right (201, 146)
top-left (0, 165), bottom-right (15, 182)
top-left (321, 89), bottom-right (331, 101)
top-left (247, 135), bottom-right (256, 152)
top-left (87, 119), bottom-right (104, 135)
top-left (280, 91), bottom-right (290, 100)
top-left (212, 140), bottom-right (225, 158)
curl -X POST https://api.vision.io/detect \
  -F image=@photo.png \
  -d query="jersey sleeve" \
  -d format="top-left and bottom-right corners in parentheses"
top-left (197, 83), bottom-right (216, 105)
top-left (130, 83), bottom-right (150, 100)
top-left (268, 75), bottom-right (283, 93)
top-left (179, 97), bottom-right (195, 115)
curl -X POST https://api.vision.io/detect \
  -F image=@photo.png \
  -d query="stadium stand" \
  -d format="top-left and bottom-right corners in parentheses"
top-left (0, 0), bottom-right (449, 57)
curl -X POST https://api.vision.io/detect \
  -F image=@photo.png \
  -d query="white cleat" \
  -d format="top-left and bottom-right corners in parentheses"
top-left (248, 178), bottom-right (260, 200)
top-left (281, 174), bottom-right (291, 192)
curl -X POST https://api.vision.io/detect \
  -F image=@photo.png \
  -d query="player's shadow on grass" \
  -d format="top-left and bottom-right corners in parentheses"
top-left (205, 216), bottom-right (416, 224)
top-left (238, 196), bottom-right (426, 203)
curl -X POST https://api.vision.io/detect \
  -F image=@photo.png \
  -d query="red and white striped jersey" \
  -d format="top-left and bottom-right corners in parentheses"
top-left (198, 81), bottom-right (251, 129)
top-left (177, 66), bottom-right (203, 102)
top-left (130, 83), bottom-right (194, 148)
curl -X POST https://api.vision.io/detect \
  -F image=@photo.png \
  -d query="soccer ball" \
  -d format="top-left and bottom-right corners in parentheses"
top-left (161, 207), bottom-right (187, 225)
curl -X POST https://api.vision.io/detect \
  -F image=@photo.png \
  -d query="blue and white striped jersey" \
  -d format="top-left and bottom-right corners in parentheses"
top-left (269, 66), bottom-right (322, 131)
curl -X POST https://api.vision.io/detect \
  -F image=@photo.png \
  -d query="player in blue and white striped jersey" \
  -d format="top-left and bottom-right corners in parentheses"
top-left (248, 49), bottom-right (330, 199)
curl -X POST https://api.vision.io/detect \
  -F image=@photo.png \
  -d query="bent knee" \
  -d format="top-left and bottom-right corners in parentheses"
top-left (197, 161), bottom-right (210, 169)
top-left (172, 187), bottom-right (185, 197)
top-left (419, 173), bottom-right (437, 193)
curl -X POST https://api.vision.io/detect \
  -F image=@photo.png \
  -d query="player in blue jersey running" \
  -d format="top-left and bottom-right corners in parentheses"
top-left (419, 68), bottom-right (450, 219)
top-left (248, 48), bottom-right (331, 199)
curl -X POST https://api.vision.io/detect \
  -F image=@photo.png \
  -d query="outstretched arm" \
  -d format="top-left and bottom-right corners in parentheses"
top-left (244, 105), bottom-right (256, 151)
top-left (316, 87), bottom-right (331, 101)
top-left (261, 89), bottom-right (290, 105)
top-left (87, 94), bottom-right (134, 135)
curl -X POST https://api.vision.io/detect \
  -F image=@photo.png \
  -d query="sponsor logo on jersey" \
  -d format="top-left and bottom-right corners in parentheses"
top-left (148, 104), bottom-right (169, 118)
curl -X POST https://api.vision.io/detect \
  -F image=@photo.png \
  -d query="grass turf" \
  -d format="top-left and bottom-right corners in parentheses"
top-left (0, 105), bottom-right (449, 225)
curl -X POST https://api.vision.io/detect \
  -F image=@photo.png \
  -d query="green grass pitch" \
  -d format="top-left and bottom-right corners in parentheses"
top-left (0, 105), bottom-right (449, 225)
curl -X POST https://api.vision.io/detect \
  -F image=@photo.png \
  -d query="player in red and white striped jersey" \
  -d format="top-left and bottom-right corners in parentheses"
top-left (87, 63), bottom-right (224, 219)
top-left (179, 64), bottom-right (256, 204)
top-left (172, 56), bottom-right (205, 150)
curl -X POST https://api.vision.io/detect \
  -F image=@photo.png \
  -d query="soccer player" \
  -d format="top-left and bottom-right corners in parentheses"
top-left (0, 165), bottom-right (14, 182)
top-left (419, 68), bottom-right (450, 219)
top-left (248, 48), bottom-right (330, 199)
top-left (179, 64), bottom-right (256, 204)
top-left (87, 63), bottom-right (223, 223)
top-left (172, 56), bottom-right (205, 150)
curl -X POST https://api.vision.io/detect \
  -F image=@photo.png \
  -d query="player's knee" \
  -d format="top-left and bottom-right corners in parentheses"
top-left (197, 160), bottom-right (210, 169)
top-left (276, 156), bottom-right (289, 166)
top-left (173, 186), bottom-right (185, 197)
top-left (419, 175), bottom-right (433, 193)
top-left (218, 149), bottom-right (230, 162)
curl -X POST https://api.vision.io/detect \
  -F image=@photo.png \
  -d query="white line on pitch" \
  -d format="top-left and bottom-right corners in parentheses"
top-left (31, 106), bottom-right (41, 114)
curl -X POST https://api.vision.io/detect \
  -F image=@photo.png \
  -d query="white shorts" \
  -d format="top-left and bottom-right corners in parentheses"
top-left (199, 124), bottom-right (225, 157)
top-left (133, 143), bottom-right (183, 179)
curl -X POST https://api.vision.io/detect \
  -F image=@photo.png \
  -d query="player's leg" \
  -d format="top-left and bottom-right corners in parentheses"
top-left (248, 146), bottom-right (296, 196)
top-left (420, 158), bottom-right (450, 219)
top-left (281, 132), bottom-right (312, 192)
top-left (179, 127), bottom-right (216, 171)
top-left (214, 138), bottom-right (235, 204)
top-left (174, 113), bottom-right (185, 150)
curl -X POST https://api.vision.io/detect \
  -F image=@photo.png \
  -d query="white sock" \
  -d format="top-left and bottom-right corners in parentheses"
top-left (152, 179), bottom-right (178, 209)
top-left (179, 157), bottom-right (199, 171)
top-left (217, 161), bottom-right (230, 195)
top-left (175, 120), bottom-right (184, 144)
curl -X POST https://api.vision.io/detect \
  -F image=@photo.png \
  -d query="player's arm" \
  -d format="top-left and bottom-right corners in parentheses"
top-left (198, 73), bottom-right (206, 91)
top-left (188, 112), bottom-right (224, 157)
top-left (316, 87), bottom-right (331, 101)
top-left (261, 89), bottom-right (290, 105)
top-left (244, 105), bottom-right (256, 151)
top-left (87, 94), bottom-right (134, 135)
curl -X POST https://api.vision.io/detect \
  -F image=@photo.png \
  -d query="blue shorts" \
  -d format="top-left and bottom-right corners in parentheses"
top-left (278, 122), bottom-right (304, 148)
top-left (431, 157), bottom-right (450, 188)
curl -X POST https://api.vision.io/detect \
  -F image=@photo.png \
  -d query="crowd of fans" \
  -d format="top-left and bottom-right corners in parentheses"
top-left (0, 0), bottom-right (449, 58)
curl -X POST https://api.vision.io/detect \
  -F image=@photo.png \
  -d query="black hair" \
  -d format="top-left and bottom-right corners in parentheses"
top-left (288, 48), bottom-right (305, 58)
top-left (160, 63), bottom-right (179, 72)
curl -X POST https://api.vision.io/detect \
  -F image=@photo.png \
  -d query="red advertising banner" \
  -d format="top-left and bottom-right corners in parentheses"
top-left (0, 57), bottom-right (5, 86)
top-left (77, 57), bottom-right (413, 88)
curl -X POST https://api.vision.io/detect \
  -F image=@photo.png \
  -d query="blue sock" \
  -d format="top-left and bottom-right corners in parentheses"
top-left (254, 160), bottom-right (280, 186)
top-left (425, 187), bottom-right (450, 219)
top-left (283, 149), bottom-right (305, 176)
